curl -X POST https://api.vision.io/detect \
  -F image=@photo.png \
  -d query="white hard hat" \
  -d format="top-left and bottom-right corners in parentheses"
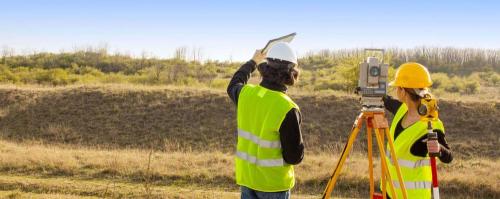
top-left (266, 42), bottom-right (297, 64)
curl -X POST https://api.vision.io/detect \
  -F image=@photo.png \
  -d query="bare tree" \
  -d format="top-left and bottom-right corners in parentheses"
top-left (140, 51), bottom-right (149, 69)
top-left (174, 47), bottom-right (187, 60)
top-left (152, 62), bottom-right (165, 82)
top-left (1, 45), bottom-right (14, 65)
top-left (191, 47), bottom-right (203, 62)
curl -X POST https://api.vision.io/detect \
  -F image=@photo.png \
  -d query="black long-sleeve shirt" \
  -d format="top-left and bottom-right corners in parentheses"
top-left (383, 96), bottom-right (453, 163)
top-left (227, 60), bottom-right (304, 165)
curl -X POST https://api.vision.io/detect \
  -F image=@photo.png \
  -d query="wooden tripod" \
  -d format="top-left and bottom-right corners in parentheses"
top-left (321, 110), bottom-right (408, 199)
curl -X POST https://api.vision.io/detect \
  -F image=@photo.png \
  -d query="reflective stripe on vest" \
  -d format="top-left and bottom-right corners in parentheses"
top-left (392, 180), bottom-right (432, 189)
top-left (238, 129), bottom-right (281, 149)
top-left (236, 151), bottom-right (284, 167)
top-left (386, 150), bottom-right (430, 168)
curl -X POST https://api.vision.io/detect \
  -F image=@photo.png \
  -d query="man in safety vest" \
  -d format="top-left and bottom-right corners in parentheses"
top-left (227, 42), bottom-right (304, 199)
top-left (381, 62), bottom-right (453, 198)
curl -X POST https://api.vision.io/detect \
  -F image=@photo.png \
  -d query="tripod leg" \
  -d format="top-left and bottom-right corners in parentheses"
top-left (322, 117), bottom-right (363, 199)
top-left (382, 163), bottom-right (387, 199)
top-left (367, 126), bottom-right (374, 198)
top-left (385, 128), bottom-right (408, 199)
top-left (381, 128), bottom-right (386, 199)
top-left (374, 128), bottom-right (398, 199)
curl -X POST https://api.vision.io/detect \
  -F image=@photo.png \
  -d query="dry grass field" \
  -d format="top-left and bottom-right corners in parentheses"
top-left (0, 84), bottom-right (498, 198)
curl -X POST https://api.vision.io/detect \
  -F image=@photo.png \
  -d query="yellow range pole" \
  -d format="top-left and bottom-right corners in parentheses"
top-left (321, 113), bottom-right (363, 199)
top-left (373, 128), bottom-right (398, 199)
top-left (384, 127), bottom-right (408, 199)
top-left (367, 126), bottom-right (374, 198)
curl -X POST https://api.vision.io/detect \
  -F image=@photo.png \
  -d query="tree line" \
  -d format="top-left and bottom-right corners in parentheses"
top-left (0, 46), bottom-right (499, 96)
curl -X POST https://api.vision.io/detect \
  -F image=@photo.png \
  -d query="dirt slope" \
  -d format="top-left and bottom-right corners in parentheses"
top-left (0, 85), bottom-right (498, 158)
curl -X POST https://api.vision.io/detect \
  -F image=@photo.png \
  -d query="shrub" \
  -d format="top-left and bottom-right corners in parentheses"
top-left (444, 76), bottom-right (464, 93)
top-left (463, 81), bottom-right (480, 94)
top-left (431, 73), bottom-right (450, 89)
top-left (478, 71), bottom-right (500, 86)
top-left (99, 73), bottom-right (128, 84)
top-left (177, 77), bottom-right (202, 87)
top-left (0, 65), bottom-right (20, 83)
top-left (72, 65), bottom-right (104, 77)
top-left (209, 78), bottom-right (230, 89)
top-left (128, 73), bottom-right (153, 85)
top-left (45, 69), bottom-right (78, 85)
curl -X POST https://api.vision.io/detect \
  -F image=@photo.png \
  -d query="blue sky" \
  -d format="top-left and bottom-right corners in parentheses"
top-left (1, 0), bottom-right (499, 61)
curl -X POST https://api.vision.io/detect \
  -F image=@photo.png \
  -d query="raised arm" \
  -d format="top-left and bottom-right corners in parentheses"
top-left (227, 50), bottom-right (265, 105)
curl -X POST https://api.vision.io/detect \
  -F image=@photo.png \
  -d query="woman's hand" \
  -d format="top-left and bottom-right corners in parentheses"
top-left (427, 139), bottom-right (441, 156)
top-left (252, 49), bottom-right (266, 65)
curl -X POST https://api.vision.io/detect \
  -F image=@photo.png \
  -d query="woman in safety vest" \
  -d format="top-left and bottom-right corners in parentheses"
top-left (227, 42), bottom-right (304, 199)
top-left (381, 62), bottom-right (453, 199)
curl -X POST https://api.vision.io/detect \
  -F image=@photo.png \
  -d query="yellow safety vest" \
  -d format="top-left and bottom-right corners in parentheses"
top-left (235, 84), bottom-right (299, 192)
top-left (381, 103), bottom-right (444, 199)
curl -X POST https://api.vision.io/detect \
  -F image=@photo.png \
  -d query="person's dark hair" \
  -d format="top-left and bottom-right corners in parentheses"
top-left (404, 88), bottom-right (422, 102)
top-left (257, 58), bottom-right (300, 86)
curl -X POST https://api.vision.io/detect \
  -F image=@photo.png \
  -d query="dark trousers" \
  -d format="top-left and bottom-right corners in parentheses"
top-left (240, 186), bottom-right (290, 199)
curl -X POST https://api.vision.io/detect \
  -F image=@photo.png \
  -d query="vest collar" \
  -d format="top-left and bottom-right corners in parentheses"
top-left (391, 104), bottom-right (426, 147)
top-left (260, 78), bottom-right (287, 93)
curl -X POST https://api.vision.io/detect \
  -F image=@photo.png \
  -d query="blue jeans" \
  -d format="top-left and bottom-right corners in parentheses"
top-left (240, 186), bottom-right (290, 199)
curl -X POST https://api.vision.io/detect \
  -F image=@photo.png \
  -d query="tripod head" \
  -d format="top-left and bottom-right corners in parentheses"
top-left (361, 105), bottom-right (385, 113)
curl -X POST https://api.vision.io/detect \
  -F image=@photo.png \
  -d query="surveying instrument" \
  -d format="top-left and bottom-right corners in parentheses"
top-left (321, 49), bottom-right (409, 199)
top-left (418, 91), bottom-right (441, 199)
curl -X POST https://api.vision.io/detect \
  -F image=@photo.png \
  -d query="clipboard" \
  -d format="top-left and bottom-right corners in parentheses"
top-left (261, 32), bottom-right (297, 54)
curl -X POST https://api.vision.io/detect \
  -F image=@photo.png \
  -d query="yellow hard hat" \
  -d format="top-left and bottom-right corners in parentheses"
top-left (389, 62), bottom-right (432, 88)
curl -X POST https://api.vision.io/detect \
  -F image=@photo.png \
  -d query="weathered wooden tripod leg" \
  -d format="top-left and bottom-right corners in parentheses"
top-left (321, 113), bottom-right (364, 199)
top-left (385, 128), bottom-right (408, 199)
top-left (374, 128), bottom-right (398, 199)
top-left (367, 126), bottom-right (374, 198)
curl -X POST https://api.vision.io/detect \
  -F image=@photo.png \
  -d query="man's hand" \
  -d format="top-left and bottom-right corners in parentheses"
top-left (427, 139), bottom-right (441, 156)
top-left (252, 49), bottom-right (266, 65)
